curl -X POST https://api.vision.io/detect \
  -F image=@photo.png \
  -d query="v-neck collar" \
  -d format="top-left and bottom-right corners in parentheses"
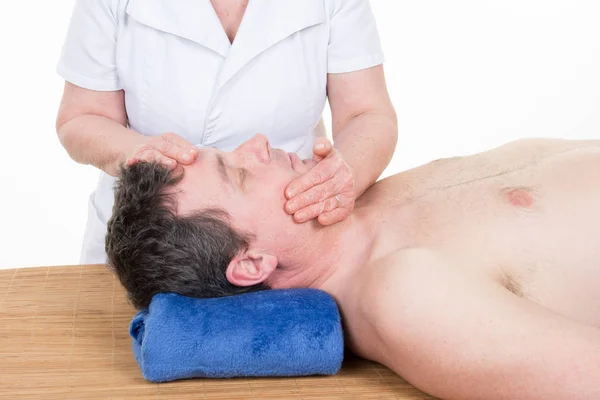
top-left (126, 0), bottom-right (232, 57)
top-left (206, 0), bottom-right (248, 46)
top-left (126, 0), bottom-right (325, 88)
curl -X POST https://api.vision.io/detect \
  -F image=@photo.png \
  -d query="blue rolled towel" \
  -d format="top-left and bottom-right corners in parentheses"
top-left (129, 288), bottom-right (344, 382)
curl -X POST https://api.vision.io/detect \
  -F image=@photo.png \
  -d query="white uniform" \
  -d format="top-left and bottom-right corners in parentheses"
top-left (57, 0), bottom-right (384, 265)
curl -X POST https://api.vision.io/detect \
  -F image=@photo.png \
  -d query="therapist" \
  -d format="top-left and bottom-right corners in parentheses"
top-left (55, 0), bottom-right (398, 265)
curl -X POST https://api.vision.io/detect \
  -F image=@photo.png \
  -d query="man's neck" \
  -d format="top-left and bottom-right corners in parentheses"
top-left (267, 207), bottom-right (379, 295)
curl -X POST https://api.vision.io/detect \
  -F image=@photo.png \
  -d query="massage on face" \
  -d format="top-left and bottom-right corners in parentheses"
top-left (107, 134), bottom-right (600, 399)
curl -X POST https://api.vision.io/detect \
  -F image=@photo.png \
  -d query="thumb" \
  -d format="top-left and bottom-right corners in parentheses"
top-left (312, 137), bottom-right (333, 162)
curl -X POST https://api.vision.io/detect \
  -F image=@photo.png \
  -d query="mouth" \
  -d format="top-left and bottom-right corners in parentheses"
top-left (288, 152), bottom-right (303, 172)
top-left (273, 149), bottom-right (292, 168)
top-left (273, 149), bottom-right (304, 172)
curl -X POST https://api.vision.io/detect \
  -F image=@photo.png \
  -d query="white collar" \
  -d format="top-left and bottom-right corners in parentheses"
top-left (126, 0), bottom-right (325, 88)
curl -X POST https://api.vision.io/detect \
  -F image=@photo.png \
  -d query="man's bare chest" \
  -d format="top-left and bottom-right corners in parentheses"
top-left (365, 138), bottom-right (600, 326)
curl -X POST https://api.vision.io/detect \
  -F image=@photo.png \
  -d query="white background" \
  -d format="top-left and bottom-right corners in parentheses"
top-left (1, 0), bottom-right (599, 269)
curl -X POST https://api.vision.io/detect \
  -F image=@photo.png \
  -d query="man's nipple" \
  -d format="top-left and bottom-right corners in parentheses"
top-left (505, 187), bottom-right (534, 208)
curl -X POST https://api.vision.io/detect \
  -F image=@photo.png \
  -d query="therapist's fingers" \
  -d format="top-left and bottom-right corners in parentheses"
top-left (317, 207), bottom-right (352, 226)
top-left (285, 165), bottom-right (336, 201)
top-left (126, 148), bottom-right (178, 170)
top-left (291, 195), bottom-right (339, 223)
top-left (285, 140), bottom-right (339, 199)
top-left (152, 133), bottom-right (199, 164)
top-left (312, 137), bottom-right (334, 162)
top-left (285, 148), bottom-right (342, 200)
top-left (162, 132), bottom-right (199, 156)
top-left (285, 179), bottom-right (340, 214)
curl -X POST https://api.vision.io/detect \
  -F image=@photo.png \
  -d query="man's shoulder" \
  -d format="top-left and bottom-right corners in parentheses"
top-left (361, 246), bottom-right (496, 334)
top-left (360, 247), bottom-right (452, 316)
top-left (365, 247), bottom-right (448, 288)
top-left (348, 248), bottom-right (458, 360)
top-left (341, 247), bottom-right (447, 359)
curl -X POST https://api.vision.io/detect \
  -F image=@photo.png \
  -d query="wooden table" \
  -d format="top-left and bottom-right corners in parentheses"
top-left (0, 265), bottom-right (435, 399)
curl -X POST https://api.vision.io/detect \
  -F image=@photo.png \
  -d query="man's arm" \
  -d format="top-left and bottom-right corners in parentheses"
top-left (367, 248), bottom-right (600, 400)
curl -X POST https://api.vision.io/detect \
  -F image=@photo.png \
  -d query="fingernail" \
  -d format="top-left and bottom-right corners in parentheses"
top-left (315, 144), bottom-right (325, 150)
top-left (288, 201), bottom-right (297, 212)
top-left (189, 148), bottom-right (197, 154)
top-left (296, 213), bottom-right (305, 222)
top-left (287, 189), bottom-right (296, 198)
top-left (182, 154), bottom-right (191, 161)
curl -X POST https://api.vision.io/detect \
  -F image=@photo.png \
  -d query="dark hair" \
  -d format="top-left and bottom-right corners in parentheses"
top-left (105, 161), bottom-right (269, 309)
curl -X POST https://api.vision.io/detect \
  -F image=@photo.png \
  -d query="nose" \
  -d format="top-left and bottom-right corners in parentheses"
top-left (235, 134), bottom-right (271, 164)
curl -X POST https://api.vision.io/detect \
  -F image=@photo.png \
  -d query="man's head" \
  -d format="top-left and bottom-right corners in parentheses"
top-left (106, 134), bottom-right (316, 309)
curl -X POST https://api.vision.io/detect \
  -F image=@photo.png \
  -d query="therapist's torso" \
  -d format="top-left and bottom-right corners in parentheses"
top-left (57, 0), bottom-right (384, 262)
top-left (118, 0), bottom-right (329, 153)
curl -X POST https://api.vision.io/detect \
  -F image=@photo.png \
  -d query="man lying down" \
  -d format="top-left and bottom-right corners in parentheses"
top-left (105, 134), bottom-right (600, 400)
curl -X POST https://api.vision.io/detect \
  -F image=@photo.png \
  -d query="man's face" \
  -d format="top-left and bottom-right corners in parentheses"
top-left (175, 134), bottom-right (312, 245)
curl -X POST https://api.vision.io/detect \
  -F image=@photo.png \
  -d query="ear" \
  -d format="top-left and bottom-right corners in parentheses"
top-left (226, 249), bottom-right (278, 287)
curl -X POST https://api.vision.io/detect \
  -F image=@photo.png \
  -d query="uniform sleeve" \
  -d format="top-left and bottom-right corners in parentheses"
top-left (327, 0), bottom-right (384, 74)
top-left (56, 0), bottom-right (122, 91)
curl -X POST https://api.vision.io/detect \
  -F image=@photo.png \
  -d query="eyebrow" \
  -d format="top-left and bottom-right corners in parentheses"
top-left (215, 154), bottom-right (232, 187)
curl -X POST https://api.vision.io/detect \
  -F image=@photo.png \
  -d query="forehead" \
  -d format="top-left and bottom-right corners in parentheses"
top-left (174, 148), bottom-right (232, 214)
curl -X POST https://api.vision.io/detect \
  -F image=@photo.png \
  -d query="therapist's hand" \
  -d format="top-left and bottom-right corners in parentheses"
top-left (124, 132), bottom-right (199, 169)
top-left (284, 138), bottom-right (355, 226)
